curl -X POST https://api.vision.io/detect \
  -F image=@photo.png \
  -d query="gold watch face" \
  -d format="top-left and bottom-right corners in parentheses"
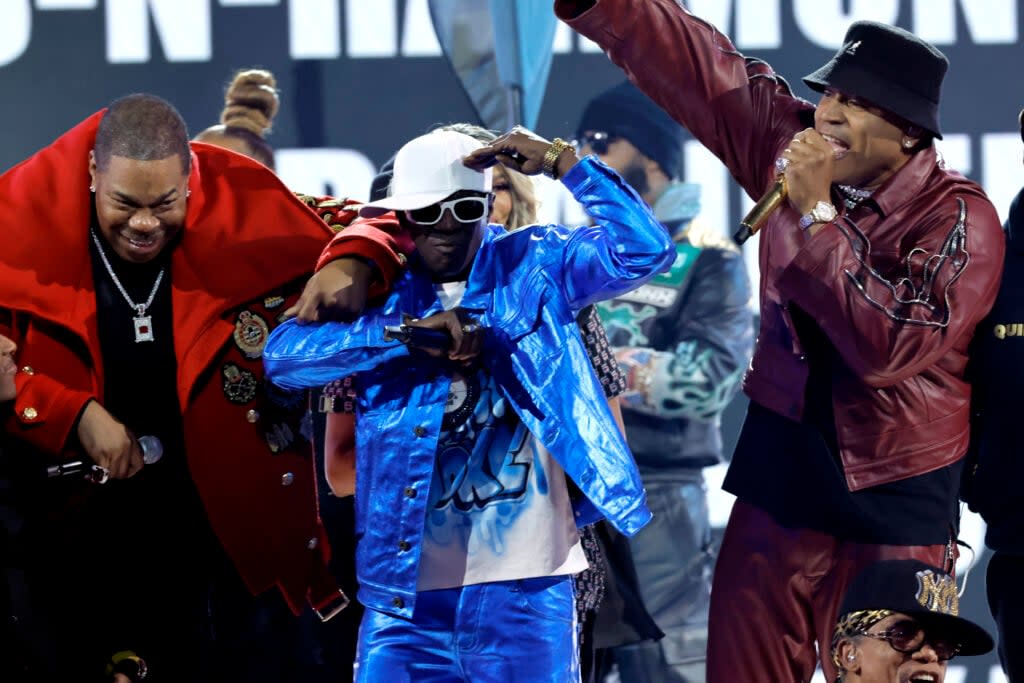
top-left (813, 201), bottom-right (837, 222)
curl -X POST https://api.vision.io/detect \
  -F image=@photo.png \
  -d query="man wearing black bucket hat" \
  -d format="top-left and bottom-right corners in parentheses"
top-left (556, 2), bottom-right (1005, 682)
top-left (831, 560), bottom-right (993, 683)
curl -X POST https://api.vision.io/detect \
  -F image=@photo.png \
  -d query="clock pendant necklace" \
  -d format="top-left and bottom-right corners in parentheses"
top-left (91, 229), bottom-right (165, 343)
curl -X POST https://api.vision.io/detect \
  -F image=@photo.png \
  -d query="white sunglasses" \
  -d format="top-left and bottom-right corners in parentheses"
top-left (403, 196), bottom-right (489, 226)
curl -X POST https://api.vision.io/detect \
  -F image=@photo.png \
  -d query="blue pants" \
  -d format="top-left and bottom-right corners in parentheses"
top-left (355, 576), bottom-right (580, 683)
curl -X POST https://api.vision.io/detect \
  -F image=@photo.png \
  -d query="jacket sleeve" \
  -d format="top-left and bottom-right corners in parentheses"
top-left (616, 248), bottom-right (753, 419)
top-left (555, 0), bottom-right (809, 199)
top-left (556, 157), bottom-right (676, 309)
top-left (776, 195), bottom-right (1006, 387)
top-left (0, 309), bottom-right (95, 456)
top-left (262, 311), bottom-right (408, 391)
top-left (314, 213), bottom-right (415, 300)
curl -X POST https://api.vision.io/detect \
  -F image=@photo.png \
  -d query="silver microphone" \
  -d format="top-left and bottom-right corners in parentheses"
top-left (47, 435), bottom-right (164, 482)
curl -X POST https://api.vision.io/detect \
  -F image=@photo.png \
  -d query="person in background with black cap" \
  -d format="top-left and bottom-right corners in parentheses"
top-left (577, 80), bottom-right (753, 683)
top-left (962, 107), bottom-right (1024, 682)
top-left (831, 559), bottom-right (993, 683)
top-left (556, 2), bottom-right (1005, 682)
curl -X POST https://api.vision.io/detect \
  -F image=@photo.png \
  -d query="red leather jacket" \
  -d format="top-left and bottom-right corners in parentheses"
top-left (0, 112), bottom-right (347, 615)
top-left (558, 0), bottom-right (1005, 490)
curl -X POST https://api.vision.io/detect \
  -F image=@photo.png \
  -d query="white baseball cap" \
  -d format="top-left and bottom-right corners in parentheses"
top-left (359, 130), bottom-right (492, 218)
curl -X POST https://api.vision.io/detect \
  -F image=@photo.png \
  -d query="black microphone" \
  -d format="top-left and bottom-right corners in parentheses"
top-left (47, 435), bottom-right (164, 482)
top-left (383, 324), bottom-right (452, 351)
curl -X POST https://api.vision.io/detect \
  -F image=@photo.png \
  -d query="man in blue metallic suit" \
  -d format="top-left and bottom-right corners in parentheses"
top-left (264, 126), bottom-right (674, 682)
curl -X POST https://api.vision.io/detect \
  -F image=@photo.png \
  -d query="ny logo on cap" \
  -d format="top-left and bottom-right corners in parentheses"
top-left (915, 570), bottom-right (959, 616)
top-left (844, 40), bottom-right (862, 55)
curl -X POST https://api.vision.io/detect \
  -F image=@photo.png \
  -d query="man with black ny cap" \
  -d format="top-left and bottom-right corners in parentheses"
top-left (577, 80), bottom-right (753, 682)
top-left (831, 559), bottom-right (993, 683)
top-left (556, 2), bottom-right (1005, 682)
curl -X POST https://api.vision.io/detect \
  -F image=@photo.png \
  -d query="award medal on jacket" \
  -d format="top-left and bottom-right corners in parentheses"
top-left (222, 362), bottom-right (258, 404)
top-left (91, 229), bottom-right (164, 343)
top-left (233, 310), bottom-right (270, 359)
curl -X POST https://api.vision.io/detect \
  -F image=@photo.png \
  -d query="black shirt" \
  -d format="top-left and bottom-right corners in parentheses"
top-left (91, 230), bottom-right (182, 457)
top-left (964, 190), bottom-right (1024, 553)
top-left (724, 305), bottom-right (961, 546)
top-left (89, 229), bottom-right (216, 559)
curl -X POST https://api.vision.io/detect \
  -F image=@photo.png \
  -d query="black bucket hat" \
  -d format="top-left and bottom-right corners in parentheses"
top-left (837, 559), bottom-right (993, 657)
top-left (803, 21), bottom-right (948, 139)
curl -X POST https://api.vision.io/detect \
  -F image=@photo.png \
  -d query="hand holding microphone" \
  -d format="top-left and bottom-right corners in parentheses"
top-left (387, 309), bottom-right (483, 362)
top-left (734, 163), bottom-right (787, 244)
top-left (74, 400), bottom-right (149, 480)
top-left (734, 128), bottom-right (837, 244)
top-left (48, 435), bottom-right (163, 484)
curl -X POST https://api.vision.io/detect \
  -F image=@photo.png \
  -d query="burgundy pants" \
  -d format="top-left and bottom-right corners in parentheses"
top-left (707, 501), bottom-right (950, 683)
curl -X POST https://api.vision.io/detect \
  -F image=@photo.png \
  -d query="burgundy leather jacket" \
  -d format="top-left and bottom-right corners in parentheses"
top-left (558, 0), bottom-right (1005, 491)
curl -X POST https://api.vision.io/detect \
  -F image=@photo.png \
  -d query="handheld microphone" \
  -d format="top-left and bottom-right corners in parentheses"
top-left (734, 175), bottom-right (787, 245)
top-left (383, 324), bottom-right (452, 351)
top-left (47, 435), bottom-right (164, 482)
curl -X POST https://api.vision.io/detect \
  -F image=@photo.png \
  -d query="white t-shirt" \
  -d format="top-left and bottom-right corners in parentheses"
top-left (416, 282), bottom-right (587, 591)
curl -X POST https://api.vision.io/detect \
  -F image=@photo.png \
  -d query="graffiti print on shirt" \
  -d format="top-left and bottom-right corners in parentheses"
top-left (429, 370), bottom-right (534, 515)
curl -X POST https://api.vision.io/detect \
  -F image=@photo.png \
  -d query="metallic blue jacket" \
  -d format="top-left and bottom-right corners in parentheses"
top-left (264, 157), bottom-right (674, 618)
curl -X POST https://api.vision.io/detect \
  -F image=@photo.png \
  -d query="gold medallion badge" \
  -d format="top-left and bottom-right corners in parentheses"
top-left (233, 310), bottom-right (270, 359)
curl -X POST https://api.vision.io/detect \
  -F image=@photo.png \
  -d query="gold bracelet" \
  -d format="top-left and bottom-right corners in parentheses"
top-left (541, 138), bottom-right (573, 180)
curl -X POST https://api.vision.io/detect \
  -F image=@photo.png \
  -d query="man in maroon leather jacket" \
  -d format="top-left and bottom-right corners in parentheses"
top-left (556, 2), bottom-right (1004, 682)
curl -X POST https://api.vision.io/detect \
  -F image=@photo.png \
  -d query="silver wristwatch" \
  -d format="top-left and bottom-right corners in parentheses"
top-left (798, 201), bottom-right (837, 230)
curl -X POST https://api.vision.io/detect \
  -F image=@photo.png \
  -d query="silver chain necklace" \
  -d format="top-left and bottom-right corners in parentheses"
top-left (91, 229), bottom-right (165, 343)
top-left (836, 184), bottom-right (873, 211)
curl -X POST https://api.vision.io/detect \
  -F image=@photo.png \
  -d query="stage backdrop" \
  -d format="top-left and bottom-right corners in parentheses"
top-left (1, 2), bottom-right (1020, 680)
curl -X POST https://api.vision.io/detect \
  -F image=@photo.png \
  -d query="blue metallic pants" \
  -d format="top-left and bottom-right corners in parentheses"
top-left (355, 576), bottom-right (580, 683)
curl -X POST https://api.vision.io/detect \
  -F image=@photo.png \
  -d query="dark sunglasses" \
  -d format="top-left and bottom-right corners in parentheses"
top-left (575, 131), bottom-right (619, 156)
top-left (404, 196), bottom-right (489, 226)
top-left (858, 620), bottom-right (962, 661)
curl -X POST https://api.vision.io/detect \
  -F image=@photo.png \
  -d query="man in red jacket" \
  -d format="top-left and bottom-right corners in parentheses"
top-left (0, 94), bottom-right (362, 682)
top-left (555, 3), bottom-right (1004, 682)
